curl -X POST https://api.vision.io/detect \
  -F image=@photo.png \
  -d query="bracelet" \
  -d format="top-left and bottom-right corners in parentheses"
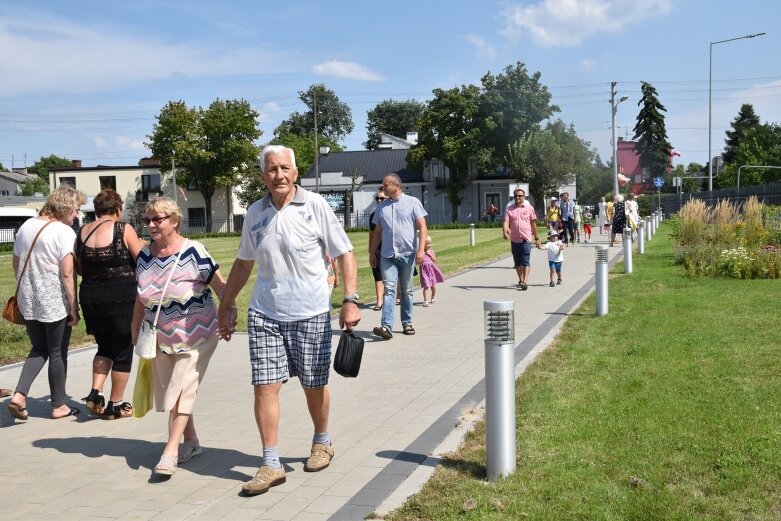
top-left (342, 298), bottom-right (359, 305)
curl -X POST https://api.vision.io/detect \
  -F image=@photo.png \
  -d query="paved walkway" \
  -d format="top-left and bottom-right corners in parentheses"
top-left (0, 232), bottom-right (623, 520)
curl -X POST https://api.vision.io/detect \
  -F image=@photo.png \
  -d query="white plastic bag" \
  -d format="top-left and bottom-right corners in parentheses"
top-left (135, 321), bottom-right (157, 359)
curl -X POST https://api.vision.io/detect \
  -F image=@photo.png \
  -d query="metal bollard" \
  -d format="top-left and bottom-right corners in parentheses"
top-left (637, 221), bottom-right (645, 254)
top-left (595, 245), bottom-right (609, 316)
top-left (484, 300), bottom-right (516, 480)
top-left (623, 227), bottom-right (633, 274)
top-left (469, 223), bottom-right (476, 247)
top-left (646, 217), bottom-right (653, 241)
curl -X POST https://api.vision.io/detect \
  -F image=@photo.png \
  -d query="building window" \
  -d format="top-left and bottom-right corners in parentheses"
top-left (60, 177), bottom-right (76, 188)
top-left (0, 190), bottom-right (9, 196)
top-left (642, 167), bottom-right (651, 181)
top-left (141, 174), bottom-right (161, 201)
top-left (99, 176), bottom-right (116, 191)
top-left (431, 161), bottom-right (440, 179)
top-left (188, 207), bottom-right (206, 228)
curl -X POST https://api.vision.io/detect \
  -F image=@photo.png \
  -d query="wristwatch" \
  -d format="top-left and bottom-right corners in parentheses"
top-left (342, 292), bottom-right (360, 305)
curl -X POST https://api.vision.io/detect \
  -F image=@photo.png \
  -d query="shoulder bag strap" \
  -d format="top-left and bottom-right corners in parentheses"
top-left (14, 220), bottom-right (56, 299)
top-left (150, 239), bottom-right (188, 329)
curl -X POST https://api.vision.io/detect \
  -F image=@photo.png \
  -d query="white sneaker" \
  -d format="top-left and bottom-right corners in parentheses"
top-left (422, 301), bottom-right (429, 307)
top-left (430, 298), bottom-right (437, 303)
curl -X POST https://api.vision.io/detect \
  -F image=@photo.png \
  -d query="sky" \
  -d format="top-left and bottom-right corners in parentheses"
top-left (1, 0), bottom-right (779, 172)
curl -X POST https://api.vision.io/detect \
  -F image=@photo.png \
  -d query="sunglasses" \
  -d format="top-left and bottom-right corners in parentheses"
top-left (143, 215), bottom-right (169, 225)
top-left (375, 197), bottom-right (386, 202)
top-left (514, 194), bottom-right (525, 198)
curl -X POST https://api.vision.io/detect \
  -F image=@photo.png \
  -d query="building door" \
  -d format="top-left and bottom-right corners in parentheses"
top-left (485, 192), bottom-right (501, 222)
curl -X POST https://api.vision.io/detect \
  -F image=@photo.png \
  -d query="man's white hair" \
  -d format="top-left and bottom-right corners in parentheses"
top-left (259, 145), bottom-right (297, 172)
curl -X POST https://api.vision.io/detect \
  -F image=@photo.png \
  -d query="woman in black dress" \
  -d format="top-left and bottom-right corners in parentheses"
top-left (610, 194), bottom-right (627, 247)
top-left (77, 189), bottom-right (143, 419)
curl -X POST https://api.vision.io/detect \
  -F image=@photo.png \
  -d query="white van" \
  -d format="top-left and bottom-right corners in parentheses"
top-left (0, 207), bottom-right (38, 244)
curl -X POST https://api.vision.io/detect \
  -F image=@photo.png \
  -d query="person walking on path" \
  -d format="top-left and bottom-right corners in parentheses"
top-left (132, 197), bottom-right (230, 477)
top-left (76, 189), bottom-right (143, 419)
top-left (560, 192), bottom-right (576, 244)
top-left (369, 173), bottom-right (427, 339)
top-left (610, 194), bottom-right (627, 247)
top-left (420, 236), bottom-right (444, 307)
top-left (597, 196), bottom-right (608, 234)
top-left (7, 185), bottom-right (86, 421)
top-left (546, 196), bottom-right (561, 231)
top-left (574, 200), bottom-right (583, 243)
top-left (502, 187), bottom-right (541, 291)
top-left (581, 206), bottom-right (593, 243)
top-left (369, 190), bottom-right (386, 311)
top-left (546, 229), bottom-right (566, 286)
top-left (217, 145), bottom-right (361, 497)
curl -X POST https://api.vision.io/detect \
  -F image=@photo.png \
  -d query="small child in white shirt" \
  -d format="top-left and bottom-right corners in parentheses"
top-left (546, 229), bottom-right (565, 287)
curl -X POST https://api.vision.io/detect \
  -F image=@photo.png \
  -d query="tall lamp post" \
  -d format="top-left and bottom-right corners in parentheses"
top-left (611, 81), bottom-right (629, 196)
top-left (708, 32), bottom-right (765, 192)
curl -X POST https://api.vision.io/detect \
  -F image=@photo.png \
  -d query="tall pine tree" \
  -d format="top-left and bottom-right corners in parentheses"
top-left (723, 103), bottom-right (760, 165)
top-left (632, 82), bottom-right (672, 180)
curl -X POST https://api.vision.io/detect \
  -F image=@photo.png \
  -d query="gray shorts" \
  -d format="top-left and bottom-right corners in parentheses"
top-left (248, 309), bottom-right (332, 388)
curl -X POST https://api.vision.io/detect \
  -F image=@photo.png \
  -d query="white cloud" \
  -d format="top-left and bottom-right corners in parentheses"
top-left (312, 60), bottom-right (385, 82)
top-left (115, 136), bottom-right (146, 150)
top-left (500, 0), bottom-right (672, 48)
top-left (93, 136), bottom-right (108, 148)
top-left (0, 11), bottom-right (293, 97)
top-left (467, 33), bottom-right (496, 60)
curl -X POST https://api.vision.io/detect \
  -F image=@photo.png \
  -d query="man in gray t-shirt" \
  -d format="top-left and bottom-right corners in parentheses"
top-left (369, 173), bottom-right (428, 339)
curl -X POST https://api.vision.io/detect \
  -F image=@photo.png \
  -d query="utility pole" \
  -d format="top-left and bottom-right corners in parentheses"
top-left (314, 89), bottom-right (320, 194)
top-left (172, 149), bottom-right (178, 206)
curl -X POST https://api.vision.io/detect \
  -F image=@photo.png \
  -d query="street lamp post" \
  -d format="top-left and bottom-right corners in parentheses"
top-left (708, 32), bottom-right (765, 192)
top-left (611, 82), bottom-right (629, 196)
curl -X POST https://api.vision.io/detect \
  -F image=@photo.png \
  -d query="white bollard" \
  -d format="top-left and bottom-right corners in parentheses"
top-left (623, 227), bottom-right (633, 274)
top-left (638, 221), bottom-right (645, 255)
top-left (484, 300), bottom-right (516, 480)
top-left (469, 223), bottom-right (476, 247)
top-left (595, 245), bottom-right (609, 316)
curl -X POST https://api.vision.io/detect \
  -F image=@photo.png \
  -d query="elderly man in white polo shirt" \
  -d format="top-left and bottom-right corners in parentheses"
top-left (218, 145), bottom-right (361, 496)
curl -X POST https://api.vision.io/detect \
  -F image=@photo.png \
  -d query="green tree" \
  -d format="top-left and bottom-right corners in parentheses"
top-left (723, 103), bottom-right (760, 165)
top-left (572, 156), bottom-right (612, 205)
top-left (408, 85), bottom-right (488, 222)
top-left (21, 176), bottom-right (49, 196)
top-left (478, 61), bottom-right (559, 168)
top-left (364, 99), bottom-right (424, 149)
top-left (274, 84), bottom-right (354, 143)
top-left (146, 99), bottom-right (262, 231)
top-left (632, 82), bottom-right (673, 179)
top-left (718, 123), bottom-right (781, 187)
top-left (28, 154), bottom-right (73, 183)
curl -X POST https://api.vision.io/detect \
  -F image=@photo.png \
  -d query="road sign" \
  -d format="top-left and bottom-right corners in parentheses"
top-left (672, 176), bottom-right (681, 187)
top-left (653, 177), bottom-right (664, 188)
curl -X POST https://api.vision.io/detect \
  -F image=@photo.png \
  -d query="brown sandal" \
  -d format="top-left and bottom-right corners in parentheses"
top-left (403, 324), bottom-right (415, 335)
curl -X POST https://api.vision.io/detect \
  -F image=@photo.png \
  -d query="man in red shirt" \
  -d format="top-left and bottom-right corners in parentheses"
top-left (502, 188), bottom-right (541, 290)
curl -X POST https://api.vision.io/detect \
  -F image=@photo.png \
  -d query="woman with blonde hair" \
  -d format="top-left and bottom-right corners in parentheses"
top-left (131, 197), bottom-right (231, 476)
top-left (7, 185), bottom-right (86, 420)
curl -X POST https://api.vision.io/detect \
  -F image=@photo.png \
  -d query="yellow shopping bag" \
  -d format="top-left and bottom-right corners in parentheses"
top-left (132, 358), bottom-right (154, 418)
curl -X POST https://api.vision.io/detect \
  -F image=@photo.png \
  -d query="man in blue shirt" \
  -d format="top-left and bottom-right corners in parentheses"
top-left (560, 192), bottom-right (576, 244)
top-left (369, 173), bottom-right (428, 339)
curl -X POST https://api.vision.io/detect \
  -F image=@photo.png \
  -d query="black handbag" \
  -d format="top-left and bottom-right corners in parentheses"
top-left (334, 332), bottom-right (364, 377)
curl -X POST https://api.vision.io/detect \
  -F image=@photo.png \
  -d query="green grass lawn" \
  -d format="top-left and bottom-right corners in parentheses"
top-left (0, 225), bottom-right (514, 364)
top-left (382, 226), bottom-right (781, 520)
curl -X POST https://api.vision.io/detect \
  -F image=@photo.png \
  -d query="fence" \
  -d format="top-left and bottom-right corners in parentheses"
top-left (658, 183), bottom-right (781, 216)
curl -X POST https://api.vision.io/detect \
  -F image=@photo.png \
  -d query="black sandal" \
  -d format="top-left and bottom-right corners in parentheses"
top-left (403, 324), bottom-right (416, 335)
top-left (104, 401), bottom-right (133, 420)
top-left (83, 389), bottom-right (105, 415)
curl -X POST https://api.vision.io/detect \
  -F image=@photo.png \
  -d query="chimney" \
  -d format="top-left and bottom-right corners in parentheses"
top-left (139, 158), bottom-right (162, 168)
top-left (71, 160), bottom-right (82, 168)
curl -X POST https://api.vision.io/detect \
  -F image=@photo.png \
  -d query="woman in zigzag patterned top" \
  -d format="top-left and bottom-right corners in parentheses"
top-left (131, 196), bottom-right (233, 478)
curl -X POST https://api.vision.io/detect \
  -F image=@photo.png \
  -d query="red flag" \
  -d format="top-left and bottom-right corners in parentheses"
top-left (177, 186), bottom-right (188, 202)
top-left (671, 150), bottom-right (681, 157)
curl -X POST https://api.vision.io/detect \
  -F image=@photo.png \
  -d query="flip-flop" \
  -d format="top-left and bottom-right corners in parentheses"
top-left (0, 388), bottom-right (12, 398)
top-left (403, 324), bottom-right (416, 335)
top-left (52, 406), bottom-right (80, 420)
top-left (8, 402), bottom-right (28, 421)
top-left (372, 305), bottom-right (382, 311)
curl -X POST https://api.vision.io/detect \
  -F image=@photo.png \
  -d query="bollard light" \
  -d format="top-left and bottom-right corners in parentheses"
top-left (646, 217), bottom-right (653, 241)
top-left (469, 223), bottom-right (476, 247)
top-left (623, 227), bottom-right (633, 274)
top-left (484, 300), bottom-right (516, 480)
top-left (638, 221), bottom-right (645, 255)
top-left (595, 245), bottom-right (609, 316)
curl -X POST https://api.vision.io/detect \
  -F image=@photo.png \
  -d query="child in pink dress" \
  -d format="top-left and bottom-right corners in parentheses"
top-left (420, 236), bottom-right (445, 306)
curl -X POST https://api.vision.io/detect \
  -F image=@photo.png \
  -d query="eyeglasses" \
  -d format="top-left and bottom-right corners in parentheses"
top-left (514, 194), bottom-right (525, 198)
top-left (375, 197), bottom-right (386, 202)
top-left (143, 215), bottom-right (169, 225)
